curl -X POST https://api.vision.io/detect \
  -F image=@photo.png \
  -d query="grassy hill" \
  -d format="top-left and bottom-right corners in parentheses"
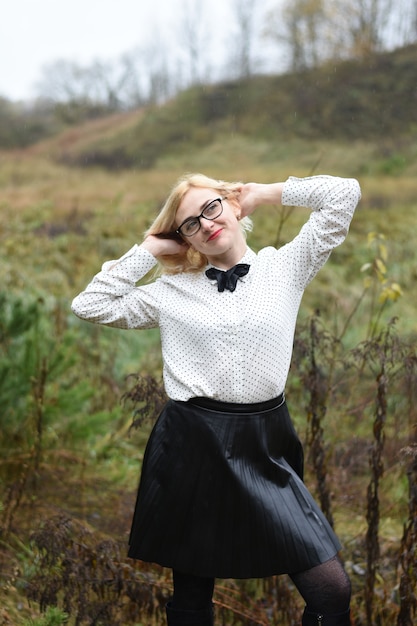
top-left (1, 43), bottom-right (417, 625)
top-left (2, 42), bottom-right (417, 340)
top-left (22, 43), bottom-right (417, 170)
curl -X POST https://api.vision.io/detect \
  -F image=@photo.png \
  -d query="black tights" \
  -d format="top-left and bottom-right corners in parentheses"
top-left (172, 569), bottom-right (215, 611)
top-left (290, 556), bottom-right (351, 613)
top-left (172, 556), bottom-right (351, 613)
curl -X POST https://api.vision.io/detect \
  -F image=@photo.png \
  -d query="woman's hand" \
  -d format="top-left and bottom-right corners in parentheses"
top-left (141, 233), bottom-right (190, 258)
top-left (236, 183), bottom-right (260, 217)
top-left (237, 182), bottom-right (285, 217)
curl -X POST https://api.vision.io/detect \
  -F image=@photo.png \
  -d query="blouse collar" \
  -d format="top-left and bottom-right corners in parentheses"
top-left (206, 246), bottom-right (256, 270)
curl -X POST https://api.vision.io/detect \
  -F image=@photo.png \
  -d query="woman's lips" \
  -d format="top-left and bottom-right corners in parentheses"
top-left (207, 228), bottom-right (222, 241)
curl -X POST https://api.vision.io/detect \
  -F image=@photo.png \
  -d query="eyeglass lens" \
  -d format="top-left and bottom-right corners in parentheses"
top-left (179, 198), bottom-right (223, 236)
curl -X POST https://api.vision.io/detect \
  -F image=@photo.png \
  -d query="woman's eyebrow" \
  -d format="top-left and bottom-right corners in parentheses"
top-left (199, 197), bottom-right (218, 211)
top-left (181, 196), bottom-right (218, 221)
top-left (187, 196), bottom-right (218, 219)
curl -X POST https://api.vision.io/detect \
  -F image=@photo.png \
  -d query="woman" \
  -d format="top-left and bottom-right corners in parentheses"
top-left (72, 173), bottom-right (361, 626)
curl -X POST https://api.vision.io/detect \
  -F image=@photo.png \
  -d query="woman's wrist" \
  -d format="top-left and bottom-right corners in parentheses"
top-left (141, 234), bottom-right (188, 259)
top-left (140, 238), bottom-right (160, 257)
top-left (239, 182), bottom-right (284, 216)
top-left (259, 182), bottom-right (284, 205)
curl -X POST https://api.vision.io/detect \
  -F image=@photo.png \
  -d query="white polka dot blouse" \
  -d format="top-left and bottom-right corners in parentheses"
top-left (71, 175), bottom-right (361, 403)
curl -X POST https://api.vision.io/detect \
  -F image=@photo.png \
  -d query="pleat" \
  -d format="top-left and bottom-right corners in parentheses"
top-left (127, 399), bottom-right (341, 579)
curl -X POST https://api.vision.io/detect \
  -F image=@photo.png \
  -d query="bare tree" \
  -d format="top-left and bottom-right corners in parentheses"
top-left (35, 56), bottom-right (143, 112)
top-left (266, 0), bottom-right (401, 72)
top-left (35, 47), bottom-right (174, 117)
top-left (177, 0), bottom-right (210, 85)
top-left (265, 0), bottom-right (329, 71)
top-left (230, 0), bottom-right (261, 77)
top-left (36, 60), bottom-right (89, 102)
top-left (320, 0), bottom-right (411, 59)
top-left (387, 0), bottom-right (417, 46)
top-left (139, 42), bottom-right (176, 104)
top-left (117, 51), bottom-right (146, 108)
top-left (414, 0), bottom-right (417, 41)
top-left (336, 0), bottom-right (395, 56)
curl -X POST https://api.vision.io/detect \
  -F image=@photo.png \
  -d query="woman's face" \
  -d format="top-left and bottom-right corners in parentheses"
top-left (176, 186), bottom-right (246, 265)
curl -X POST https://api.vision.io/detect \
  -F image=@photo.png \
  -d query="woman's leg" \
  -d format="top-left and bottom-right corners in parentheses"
top-left (290, 556), bottom-right (351, 625)
top-left (171, 569), bottom-right (215, 610)
top-left (166, 569), bottom-right (215, 625)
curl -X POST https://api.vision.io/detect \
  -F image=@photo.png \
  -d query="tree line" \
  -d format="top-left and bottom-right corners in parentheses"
top-left (35, 0), bottom-right (417, 109)
top-left (1, 0), bottom-right (417, 146)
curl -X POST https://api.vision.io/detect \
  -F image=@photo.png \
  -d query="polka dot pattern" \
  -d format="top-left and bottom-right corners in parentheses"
top-left (72, 175), bottom-right (361, 403)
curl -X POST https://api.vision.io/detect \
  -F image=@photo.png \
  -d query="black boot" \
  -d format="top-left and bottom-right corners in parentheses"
top-left (302, 607), bottom-right (351, 625)
top-left (166, 601), bottom-right (214, 625)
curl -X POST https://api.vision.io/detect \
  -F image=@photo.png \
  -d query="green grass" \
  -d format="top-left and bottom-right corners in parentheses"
top-left (1, 56), bottom-right (417, 622)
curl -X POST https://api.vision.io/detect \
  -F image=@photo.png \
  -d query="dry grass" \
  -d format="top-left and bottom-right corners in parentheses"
top-left (1, 133), bottom-right (417, 624)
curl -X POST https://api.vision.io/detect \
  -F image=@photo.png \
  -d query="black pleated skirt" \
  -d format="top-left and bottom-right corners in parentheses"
top-left (128, 396), bottom-right (341, 579)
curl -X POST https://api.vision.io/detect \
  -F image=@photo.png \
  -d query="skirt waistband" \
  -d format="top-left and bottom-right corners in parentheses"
top-left (186, 393), bottom-right (285, 414)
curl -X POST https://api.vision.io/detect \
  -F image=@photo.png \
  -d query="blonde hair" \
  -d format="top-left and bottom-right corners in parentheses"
top-left (146, 173), bottom-right (253, 274)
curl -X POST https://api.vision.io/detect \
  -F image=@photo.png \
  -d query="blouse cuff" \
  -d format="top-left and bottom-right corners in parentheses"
top-left (282, 175), bottom-right (346, 210)
top-left (101, 244), bottom-right (157, 275)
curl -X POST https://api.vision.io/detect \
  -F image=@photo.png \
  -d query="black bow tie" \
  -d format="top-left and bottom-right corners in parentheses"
top-left (205, 263), bottom-right (250, 292)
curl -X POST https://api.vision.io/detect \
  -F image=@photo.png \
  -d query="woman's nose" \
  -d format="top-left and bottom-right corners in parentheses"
top-left (200, 217), bottom-right (215, 231)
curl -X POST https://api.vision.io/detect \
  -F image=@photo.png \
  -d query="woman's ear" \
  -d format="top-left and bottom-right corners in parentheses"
top-left (227, 196), bottom-right (242, 220)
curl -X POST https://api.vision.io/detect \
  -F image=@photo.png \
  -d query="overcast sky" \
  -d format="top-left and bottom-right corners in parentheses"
top-left (2, 0), bottom-right (279, 101)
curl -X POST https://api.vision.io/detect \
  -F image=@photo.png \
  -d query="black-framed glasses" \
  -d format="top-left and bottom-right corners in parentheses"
top-left (176, 197), bottom-right (224, 237)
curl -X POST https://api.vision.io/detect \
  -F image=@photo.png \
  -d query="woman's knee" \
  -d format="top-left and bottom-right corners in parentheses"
top-left (290, 556), bottom-right (351, 612)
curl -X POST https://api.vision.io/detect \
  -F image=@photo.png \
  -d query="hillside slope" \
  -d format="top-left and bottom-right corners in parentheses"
top-left (21, 44), bottom-right (417, 170)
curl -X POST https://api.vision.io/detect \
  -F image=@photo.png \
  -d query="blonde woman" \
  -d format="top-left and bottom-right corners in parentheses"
top-left (72, 173), bottom-right (361, 625)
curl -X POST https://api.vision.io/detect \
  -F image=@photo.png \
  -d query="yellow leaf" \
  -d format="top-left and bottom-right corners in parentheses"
top-left (378, 288), bottom-right (390, 304)
top-left (378, 283), bottom-right (402, 303)
top-left (390, 283), bottom-right (403, 299)
top-left (367, 232), bottom-right (378, 246)
top-left (375, 258), bottom-right (386, 276)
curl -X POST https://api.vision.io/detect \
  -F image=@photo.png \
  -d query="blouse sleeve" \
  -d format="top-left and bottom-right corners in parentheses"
top-left (280, 175), bottom-right (361, 288)
top-left (71, 244), bottom-right (160, 329)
